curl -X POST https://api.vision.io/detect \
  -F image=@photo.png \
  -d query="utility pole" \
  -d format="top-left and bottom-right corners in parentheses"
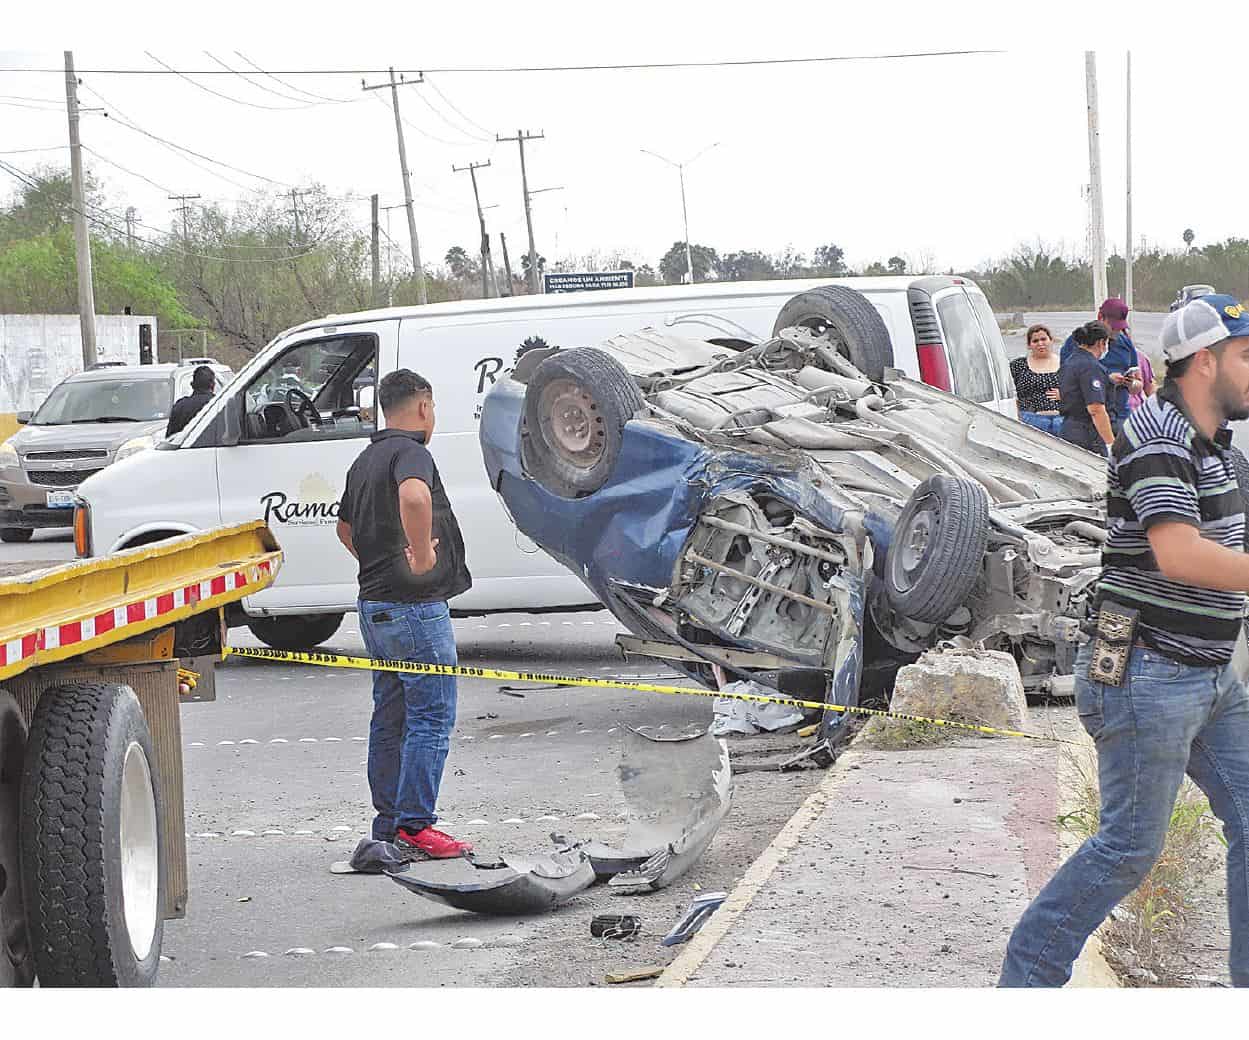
top-left (452, 159), bottom-right (496, 298)
top-left (1125, 51), bottom-right (1134, 309)
top-left (1085, 51), bottom-right (1108, 308)
top-left (168, 194), bottom-right (201, 243)
top-left (363, 70), bottom-right (427, 304)
top-left (124, 207), bottom-right (136, 250)
top-left (287, 188), bottom-right (314, 245)
top-left (370, 193), bottom-right (381, 308)
top-left (497, 130), bottom-right (544, 293)
top-left (500, 232), bottom-right (515, 296)
top-left (64, 50), bottom-right (98, 368)
top-left (641, 143), bottom-right (720, 284)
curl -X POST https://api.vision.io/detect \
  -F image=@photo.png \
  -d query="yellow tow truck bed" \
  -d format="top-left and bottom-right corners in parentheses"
top-left (0, 521), bottom-right (282, 988)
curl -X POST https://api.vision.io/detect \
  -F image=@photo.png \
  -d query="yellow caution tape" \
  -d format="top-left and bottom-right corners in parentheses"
top-left (223, 645), bottom-right (1077, 745)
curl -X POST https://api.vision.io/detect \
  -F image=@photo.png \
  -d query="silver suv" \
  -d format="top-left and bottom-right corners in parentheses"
top-left (0, 361), bottom-right (232, 542)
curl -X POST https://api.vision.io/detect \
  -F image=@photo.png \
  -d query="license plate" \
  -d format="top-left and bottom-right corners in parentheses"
top-left (45, 490), bottom-right (75, 509)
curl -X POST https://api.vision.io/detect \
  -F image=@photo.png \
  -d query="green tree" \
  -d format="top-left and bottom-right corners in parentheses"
top-left (812, 243), bottom-right (847, 276)
top-left (444, 245), bottom-right (478, 280)
top-left (715, 250), bottom-right (776, 281)
top-left (659, 241), bottom-right (717, 284)
top-left (887, 256), bottom-right (907, 275)
top-left (1183, 228), bottom-right (1196, 252)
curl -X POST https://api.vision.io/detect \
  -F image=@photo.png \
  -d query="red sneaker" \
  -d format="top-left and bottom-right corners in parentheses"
top-left (394, 826), bottom-right (474, 860)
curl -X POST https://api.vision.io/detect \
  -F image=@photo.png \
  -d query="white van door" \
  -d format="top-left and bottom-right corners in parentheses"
top-left (214, 325), bottom-right (386, 614)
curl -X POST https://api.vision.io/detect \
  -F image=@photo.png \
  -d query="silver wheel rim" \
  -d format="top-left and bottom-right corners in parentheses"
top-left (892, 506), bottom-right (936, 594)
top-left (538, 378), bottom-right (605, 467)
top-left (119, 741), bottom-right (159, 962)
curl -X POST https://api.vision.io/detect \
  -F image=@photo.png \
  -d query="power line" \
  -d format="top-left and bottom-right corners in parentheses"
top-left (144, 50), bottom-right (318, 111)
top-left (423, 76), bottom-right (495, 139)
top-left (233, 51), bottom-right (357, 104)
top-left (202, 51), bottom-right (341, 107)
top-left (0, 145), bottom-right (66, 154)
top-left (81, 144), bottom-right (176, 195)
top-left (409, 84), bottom-right (491, 143)
top-left (0, 50), bottom-right (1002, 75)
top-left (366, 92), bottom-right (478, 149)
top-left (0, 156), bottom-right (328, 263)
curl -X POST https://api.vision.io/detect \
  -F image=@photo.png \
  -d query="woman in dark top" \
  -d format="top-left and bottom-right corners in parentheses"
top-left (1058, 321), bottom-right (1116, 456)
top-left (1011, 324), bottom-right (1062, 435)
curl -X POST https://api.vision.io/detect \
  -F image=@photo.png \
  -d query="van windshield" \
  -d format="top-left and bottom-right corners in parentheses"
top-left (31, 378), bottom-right (171, 425)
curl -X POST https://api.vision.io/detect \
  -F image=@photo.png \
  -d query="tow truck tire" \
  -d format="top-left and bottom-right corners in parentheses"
top-left (20, 682), bottom-right (163, 987)
top-left (0, 529), bottom-right (32, 543)
top-left (0, 691), bottom-right (33, 987)
top-left (522, 347), bottom-right (645, 498)
top-left (247, 612), bottom-right (344, 651)
top-left (883, 474), bottom-right (990, 624)
top-left (771, 285), bottom-right (894, 382)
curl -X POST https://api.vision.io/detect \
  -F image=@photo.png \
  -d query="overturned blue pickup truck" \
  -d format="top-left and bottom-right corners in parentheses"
top-left (479, 319), bottom-right (1107, 742)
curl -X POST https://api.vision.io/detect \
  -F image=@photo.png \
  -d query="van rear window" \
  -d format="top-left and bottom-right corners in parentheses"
top-left (936, 293), bottom-right (996, 403)
top-left (968, 292), bottom-right (1016, 400)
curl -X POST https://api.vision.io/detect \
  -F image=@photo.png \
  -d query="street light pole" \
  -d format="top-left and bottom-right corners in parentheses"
top-left (641, 143), bottom-right (719, 284)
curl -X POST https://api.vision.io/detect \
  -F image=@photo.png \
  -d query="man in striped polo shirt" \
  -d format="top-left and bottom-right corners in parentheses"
top-left (1001, 295), bottom-right (1249, 987)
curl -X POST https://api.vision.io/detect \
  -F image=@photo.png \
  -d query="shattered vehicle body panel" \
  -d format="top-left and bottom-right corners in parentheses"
top-left (386, 850), bottom-right (595, 915)
top-left (479, 327), bottom-right (1108, 727)
top-left (580, 728), bottom-right (733, 891)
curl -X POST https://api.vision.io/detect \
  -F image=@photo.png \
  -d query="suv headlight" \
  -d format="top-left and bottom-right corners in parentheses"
top-left (115, 434), bottom-right (157, 463)
top-left (0, 440), bottom-right (18, 471)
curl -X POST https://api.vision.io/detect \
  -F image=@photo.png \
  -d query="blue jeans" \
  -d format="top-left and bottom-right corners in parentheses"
top-left (357, 599), bottom-right (458, 840)
top-left (1019, 411), bottom-right (1063, 436)
top-left (1000, 642), bottom-right (1249, 986)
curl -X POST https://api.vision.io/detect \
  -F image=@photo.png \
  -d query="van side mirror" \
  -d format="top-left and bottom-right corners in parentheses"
top-left (220, 395), bottom-right (244, 447)
top-left (15, 412), bottom-right (31, 425)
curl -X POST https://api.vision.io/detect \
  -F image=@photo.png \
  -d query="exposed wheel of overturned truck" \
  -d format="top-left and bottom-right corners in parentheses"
top-left (20, 682), bottom-right (164, 987)
top-left (247, 612), bottom-right (344, 651)
top-left (884, 474), bottom-right (990, 624)
top-left (0, 691), bottom-right (33, 987)
top-left (0, 529), bottom-right (32, 544)
top-left (522, 347), bottom-right (645, 498)
top-left (771, 284), bottom-right (894, 382)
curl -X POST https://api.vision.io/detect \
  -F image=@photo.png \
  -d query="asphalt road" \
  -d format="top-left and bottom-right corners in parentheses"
top-left (1, 533), bottom-right (821, 986)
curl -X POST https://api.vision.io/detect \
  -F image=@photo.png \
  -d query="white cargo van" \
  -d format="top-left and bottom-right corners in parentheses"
top-left (75, 276), bottom-right (1016, 649)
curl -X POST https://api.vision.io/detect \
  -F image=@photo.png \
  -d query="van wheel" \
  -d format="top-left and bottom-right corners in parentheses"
top-left (772, 285), bottom-right (894, 381)
top-left (20, 682), bottom-right (163, 987)
top-left (884, 475), bottom-right (989, 624)
top-left (0, 529), bottom-right (32, 544)
top-left (522, 347), bottom-right (645, 498)
top-left (0, 691), bottom-right (33, 987)
top-left (247, 613), bottom-right (344, 651)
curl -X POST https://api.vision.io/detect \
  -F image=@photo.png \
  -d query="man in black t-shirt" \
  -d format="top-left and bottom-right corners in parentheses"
top-left (166, 366), bottom-right (216, 437)
top-left (336, 369), bottom-right (473, 865)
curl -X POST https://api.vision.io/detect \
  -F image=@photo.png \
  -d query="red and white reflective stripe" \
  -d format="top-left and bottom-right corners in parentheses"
top-left (0, 558), bottom-right (277, 670)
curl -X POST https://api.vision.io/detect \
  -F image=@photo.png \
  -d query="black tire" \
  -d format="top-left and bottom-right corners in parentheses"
top-left (1229, 447), bottom-right (1249, 551)
top-left (884, 475), bottom-right (990, 624)
top-left (20, 682), bottom-right (164, 987)
top-left (0, 691), bottom-right (33, 987)
top-left (522, 347), bottom-right (645, 498)
top-left (247, 612), bottom-right (344, 651)
top-left (0, 529), bottom-right (32, 544)
top-left (771, 284), bottom-right (895, 382)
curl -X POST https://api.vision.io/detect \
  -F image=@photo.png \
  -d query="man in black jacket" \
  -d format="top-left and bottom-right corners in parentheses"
top-left (336, 369), bottom-right (474, 863)
top-left (166, 366), bottom-right (216, 437)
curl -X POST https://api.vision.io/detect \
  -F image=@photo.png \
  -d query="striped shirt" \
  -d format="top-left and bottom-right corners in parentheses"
top-left (1095, 382), bottom-right (1245, 666)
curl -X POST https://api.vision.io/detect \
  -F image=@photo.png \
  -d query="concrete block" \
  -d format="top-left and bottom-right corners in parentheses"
top-left (861, 647), bottom-right (1028, 748)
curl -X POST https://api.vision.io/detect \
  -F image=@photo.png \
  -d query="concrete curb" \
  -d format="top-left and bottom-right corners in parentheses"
top-left (656, 745), bottom-right (861, 988)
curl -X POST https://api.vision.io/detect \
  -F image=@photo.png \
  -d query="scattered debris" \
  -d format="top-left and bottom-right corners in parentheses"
top-left (591, 914), bottom-right (642, 940)
top-left (709, 681), bottom-right (804, 736)
top-left (661, 891), bottom-right (728, 947)
top-left (387, 850), bottom-right (595, 915)
top-left (577, 728), bottom-right (732, 891)
top-left (330, 837), bottom-right (411, 876)
top-left (902, 864), bottom-right (1001, 880)
top-left (605, 966), bottom-right (664, 985)
top-left (475, 712), bottom-right (500, 721)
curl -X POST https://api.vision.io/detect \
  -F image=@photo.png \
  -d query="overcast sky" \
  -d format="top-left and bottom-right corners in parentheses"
top-left (3, 2), bottom-right (1245, 278)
